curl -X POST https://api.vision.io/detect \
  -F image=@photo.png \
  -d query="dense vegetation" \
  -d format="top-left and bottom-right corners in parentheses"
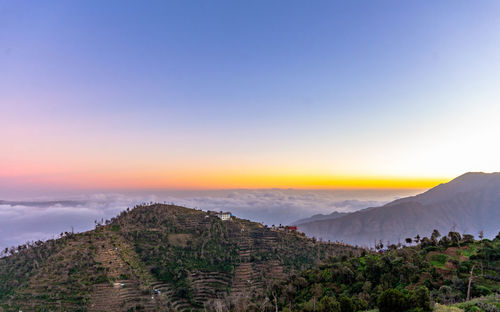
top-left (269, 231), bottom-right (500, 312)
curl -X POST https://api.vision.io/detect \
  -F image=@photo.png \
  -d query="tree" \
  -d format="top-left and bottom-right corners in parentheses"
top-left (388, 244), bottom-right (398, 251)
top-left (461, 234), bottom-right (474, 244)
top-left (431, 229), bottom-right (441, 240)
top-left (377, 288), bottom-right (408, 312)
top-left (318, 296), bottom-right (340, 312)
top-left (339, 296), bottom-right (355, 312)
top-left (439, 236), bottom-right (450, 248)
top-left (311, 283), bottom-right (323, 310)
top-left (352, 297), bottom-right (368, 311)
top-left (303, 299), bottom-right (315, 312)
top-left (414, 234), bottom-right (421, 244)
top-left (405, 238), bottom-right (412, 245)
top-left (375, 240), bottom-right (384, 251)
top-left (409, 286), bottom-right (431, 311)
top-left (285, 283), bottom-right (296, 310)
top-left (466, 264), bottom-right (476, 301)
top-left (438, 285), bottom-right (454, 304)
top-left (478, 230), bottom-right (484, 240)
top-left (431, 229), bottom-right (441, 245)
top-left (420, 237), bottom-right (433, 248)
top-left (448, 232), bottom-right (461, 247)
top-left (267, 280), bottom-right (280, 312)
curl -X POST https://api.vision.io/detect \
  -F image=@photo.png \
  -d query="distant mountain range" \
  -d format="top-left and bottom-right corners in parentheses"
top-left (296, 172), bottom-right (500, 247)
top-left (0, 199), bottom-right (83, 207)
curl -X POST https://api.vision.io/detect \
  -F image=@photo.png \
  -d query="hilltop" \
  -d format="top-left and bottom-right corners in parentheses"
top-left (0, 204), bottom-right (360, 312)
top-left (297, 172), bottom-right (500, 246)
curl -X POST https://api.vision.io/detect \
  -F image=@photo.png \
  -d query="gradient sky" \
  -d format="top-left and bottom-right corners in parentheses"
top-left (1, 1), bottom-right (500, 191)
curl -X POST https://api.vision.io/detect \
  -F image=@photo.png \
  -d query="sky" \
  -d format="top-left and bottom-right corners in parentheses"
top-left (1, 0), bottom-right (500, 192)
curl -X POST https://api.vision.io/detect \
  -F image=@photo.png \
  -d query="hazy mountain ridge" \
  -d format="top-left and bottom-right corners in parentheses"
top-left (297, 172), bottom-right (500, 246)
top-left (292, 211), bottom-right (350, 225)
top-left (0, 199), bottom-right (84, 207)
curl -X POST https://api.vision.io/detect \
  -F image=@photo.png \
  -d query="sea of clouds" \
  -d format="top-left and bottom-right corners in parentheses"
top-left (0, 189), bottom-right (419, 251)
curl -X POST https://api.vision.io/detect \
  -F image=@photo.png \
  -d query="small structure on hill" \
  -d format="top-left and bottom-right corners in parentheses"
top-left (285, 225), bottom-right (298, 232)
top-left (217, 211), bottom-right (232, 221)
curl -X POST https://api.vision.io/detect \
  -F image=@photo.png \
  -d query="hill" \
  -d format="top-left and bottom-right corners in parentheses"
top-left (0, 204), bottom-right (360, 312)
top-left (270, 231), bottom-right (500, 311)
top-left (297, 172), bottom-right (500, 246)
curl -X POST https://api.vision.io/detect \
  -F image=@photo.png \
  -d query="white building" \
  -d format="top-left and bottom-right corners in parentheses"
top-left (218, 211), bottom-right (232, 221)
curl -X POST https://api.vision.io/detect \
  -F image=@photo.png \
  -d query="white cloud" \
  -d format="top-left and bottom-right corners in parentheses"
top-left (0, 189), bottom-right (415, 250)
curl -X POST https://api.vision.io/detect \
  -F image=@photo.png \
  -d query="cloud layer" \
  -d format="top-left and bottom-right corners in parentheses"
top-left (0, 189), bottom-right (416, 250)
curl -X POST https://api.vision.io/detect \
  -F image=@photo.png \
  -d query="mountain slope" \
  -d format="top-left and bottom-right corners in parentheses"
top-left (0, 204), bottom-right (360, 312)
top-left (292, 211), bottom-right (350, 226)
top-left (297, 172), bottom-right (500, 246)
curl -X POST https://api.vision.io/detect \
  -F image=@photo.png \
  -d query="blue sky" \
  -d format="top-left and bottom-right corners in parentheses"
top-left (1, 1), bottom-right (500, 190)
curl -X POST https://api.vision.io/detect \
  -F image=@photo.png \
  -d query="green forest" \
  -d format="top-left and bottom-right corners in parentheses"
top-left (269, 231), bottom-right (500, 312)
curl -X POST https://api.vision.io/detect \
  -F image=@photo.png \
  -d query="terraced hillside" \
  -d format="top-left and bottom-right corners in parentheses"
top-left (0, 204), bottom-right (360, 311)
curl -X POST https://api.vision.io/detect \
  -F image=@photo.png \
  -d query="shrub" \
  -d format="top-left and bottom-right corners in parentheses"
top-left (119, 273), bottom-right (130, 280)
top-left (433, 303), bottom-right (463, 312)
top-left (424, 246), bottom-right (439, 252)
top-left (473, 285), bottom-right (492, 297)
top-left (93, 274), bottom-right (109, 284)
top-left (378, 288), bottom-right (408, 312)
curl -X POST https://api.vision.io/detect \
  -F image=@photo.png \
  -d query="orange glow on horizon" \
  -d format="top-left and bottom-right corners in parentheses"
top-left (137, 174), bottom-right (449, 190)
top-left (2, 169), bottom-right (450, 190)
